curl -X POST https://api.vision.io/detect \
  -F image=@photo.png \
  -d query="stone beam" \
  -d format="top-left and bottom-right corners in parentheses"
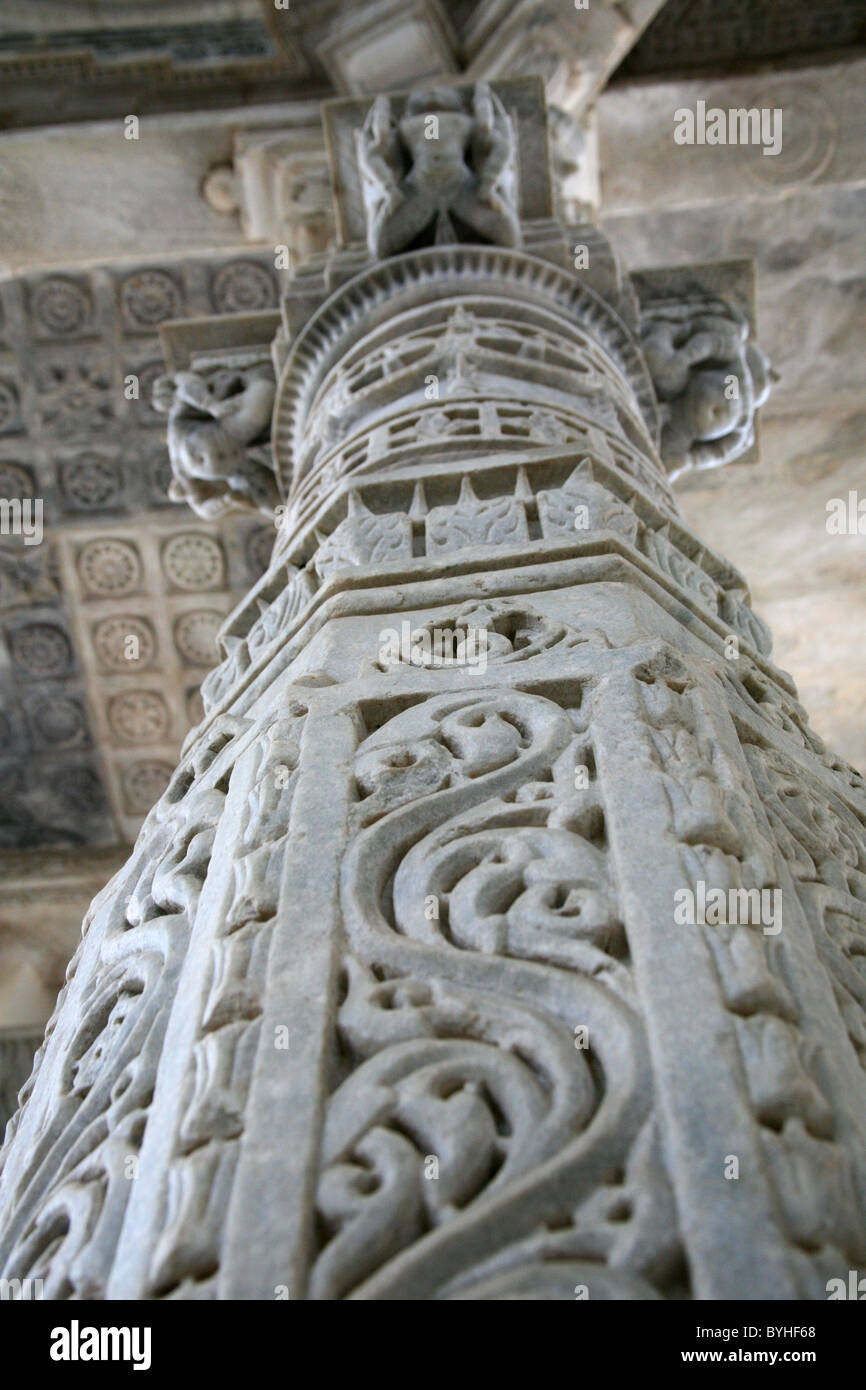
top-left (0, 103), bottom-right (321, 277)
top-left (598, 56), bottom-right (866, 216)
top-left (464, 0), bottom-right (669, 116)
top-left (597, 57), bottom-right (866, 425)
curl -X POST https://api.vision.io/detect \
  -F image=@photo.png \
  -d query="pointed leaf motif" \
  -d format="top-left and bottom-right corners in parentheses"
top-left (314, 506), bottom-right (413, 581)
top-left (425, 478), bottom-right (529, 554)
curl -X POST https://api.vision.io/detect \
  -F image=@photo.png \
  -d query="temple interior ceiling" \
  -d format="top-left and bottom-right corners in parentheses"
top-left (617, 0), bottom-right (866, 77)
top-left (0, 0), bottom-right (864, 862)
top-left (1, 0), bottom-right (864, 129)
top-left (0, 253), bottom-right (282, 850)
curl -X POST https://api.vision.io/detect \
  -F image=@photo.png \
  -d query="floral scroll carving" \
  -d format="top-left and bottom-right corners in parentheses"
top-left (308, 687), bottom-right (685, 1299)
top-left (626, 655), bottom-right (866, 1285)
top-left (0, 718), bottom-right (249, 1297)
top-left (147, 705), bottom-right (306, 1297)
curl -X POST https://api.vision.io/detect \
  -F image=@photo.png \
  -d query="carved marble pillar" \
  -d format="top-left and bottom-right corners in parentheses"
top-left (1, 80), bottom-right (865, 1302)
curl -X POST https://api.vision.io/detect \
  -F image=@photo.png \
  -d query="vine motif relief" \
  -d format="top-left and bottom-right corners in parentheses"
top-left (309, 687), bottom-right (684, 1300)
top-left (148, 702), bottom-right (307, 1298)
top-left (0, 718), bottom-right (250, 1298)
top-left (744, 738), bottom-right (866, 1083)
top-left (632, 657), bottom-right (866, 1283)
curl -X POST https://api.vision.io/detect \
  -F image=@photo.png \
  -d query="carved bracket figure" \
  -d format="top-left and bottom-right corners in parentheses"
top-left (357, 84), bottom-right (522, 258)
top-left (153, 363), bottom-right (279, 519)
top-left (639, 296), bottom-right (773, 480)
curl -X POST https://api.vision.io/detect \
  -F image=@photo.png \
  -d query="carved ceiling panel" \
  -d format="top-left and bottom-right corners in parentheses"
top-left (0, 0), bottom-right (671, 128)
top-left (0, 252), bottom-right (280, 849)
top-left (618, 0), bottom-right (866, 78)
top-left (0, 0), bottom-right (293, 129)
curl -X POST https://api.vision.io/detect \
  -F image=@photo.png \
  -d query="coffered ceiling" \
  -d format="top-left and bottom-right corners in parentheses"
top-left (0, 253), bottom-right (279, 848)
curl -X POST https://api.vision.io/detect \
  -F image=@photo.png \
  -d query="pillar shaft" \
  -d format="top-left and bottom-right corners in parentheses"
top-left (2, 81), bottom-right (866, 1302)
